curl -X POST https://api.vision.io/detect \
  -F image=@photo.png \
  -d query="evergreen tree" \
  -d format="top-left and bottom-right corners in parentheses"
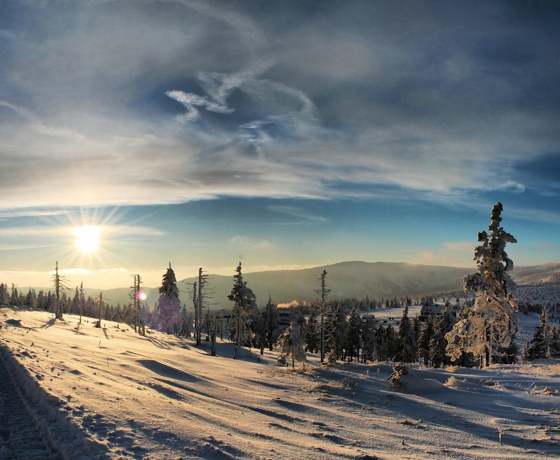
top-left (304, 309), bottom-right (320, 353)
top-left (159, 263), bottom-right (180, 302)
top-left (395, 306), bottom-right (417, 363)
top-left (430, 307), bottom-right (455, 368)
top-left (360, 315), bottom-right (377, 363)
top-left (548, 324), bottom-right (560, 358)
top-left (228, 262), bottom-right (257, 358)
top-left (416, 316), bottom-right (434, 366)
top-left (526, 309), bottom-right (548, 360)
top-left (251, 307), bottom-right (267, 355)
top-left (71, 287), bottom-right (80, 315)
top-left (325, 302), bottom-right (346, 362)
top-left (177, 305), bottom-right (191, 337)
top-left (277, 321), bottom-right (306, 368)
top-left (263, 296), bottom-right (280, 351)
top-left (345, 306), bottom-right (362, 362)
top-left (382, 324), bottom-right (396, 362)
top-left (156, 263), bottom-right (181, 334)
top-left (411, 316), bottom-right (421, 349)
top-left (446, 203), bottom-right (518, 366)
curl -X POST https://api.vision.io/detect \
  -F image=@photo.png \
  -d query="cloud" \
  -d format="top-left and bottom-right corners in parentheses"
top-left (165, 89), bottom-right (234, 122)
top-left (0, 100), bottom-right (84, 140)
top-left (443, 241), bottom-right (475, 252)
top-left (60, 268), bottom-right (92, 276)
top-left (99, 267), bottom-right (128, 273)
top-left (412, 240), bottom-right (477, 267)
top-left (228, 235), bottom-right (272, 249)
top-left (0, 0), bottom-right (558, 218)
top-left (269, 206), bottom-right (329, 224)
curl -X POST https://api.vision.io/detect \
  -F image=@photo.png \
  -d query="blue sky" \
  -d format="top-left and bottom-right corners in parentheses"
top-left (0, 0), bottom-right (559, 290)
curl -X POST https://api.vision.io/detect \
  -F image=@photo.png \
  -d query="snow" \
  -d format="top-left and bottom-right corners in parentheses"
top-left (1, 307), bottom-right (559, 459)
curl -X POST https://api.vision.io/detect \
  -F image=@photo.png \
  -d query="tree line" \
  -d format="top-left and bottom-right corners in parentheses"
top-left (3, 203), bottom-right (558, 367)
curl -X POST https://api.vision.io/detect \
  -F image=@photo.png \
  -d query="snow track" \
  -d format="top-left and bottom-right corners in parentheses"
top-left (0, 345), bottom-right (107, 460)
top-left (0, 351), bottom-right (59, 460)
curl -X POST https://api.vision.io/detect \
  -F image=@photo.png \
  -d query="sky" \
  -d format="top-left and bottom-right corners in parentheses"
top-left (0, 0), bottom-right (559, 291)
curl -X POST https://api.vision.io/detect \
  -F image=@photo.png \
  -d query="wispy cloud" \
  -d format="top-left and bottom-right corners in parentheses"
top-left (269, 206), bottom-right (329, 224)
top-left (0, 0), bottom-right (557, 222)
top-left (228, 235), bottom-right (272, 249)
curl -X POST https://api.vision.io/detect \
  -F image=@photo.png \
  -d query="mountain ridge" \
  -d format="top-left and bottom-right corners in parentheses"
top-left (97, 261), bottom-right (473, 308)
top-left (30, 260), bottom-right (560, 308)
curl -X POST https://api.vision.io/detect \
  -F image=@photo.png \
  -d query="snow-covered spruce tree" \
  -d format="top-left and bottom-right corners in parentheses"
top-left (345, 306), bottom-right (362, 362)
top-left (325, 302), bottom-right (347, 362)
top-left (446, 202), bottom-right (518, 367)
top-left (251, 306), bottom-right (268, 355)
top-left (156, 263), bottom-right (181, 334)
top-left (304, 309), bottom-right (320, 353)
top-left (525, 308), bottom-right (548, 360)
top-left (263, 296), bottom-right (280, 351)
top-left (416, 316), bottom-right (434, 366)
top-left (395, 306), bottom-right (417, 363)
top-left (548, 324), bottom-right (560, 358)
top-left (177, 305), bottom-right (191, 337)
top-left (430, 305), bottom-right (455, 368)
top-left (277, 321), bottom-right (306, 368)
top-left (360, 315), bottom-right (378, 363)
top-left (382, 324), bottom-right (396, 362)
top-left (228, 262), bottom-right (257, 359)
top-left (412, 316), bottom-right (421, 351)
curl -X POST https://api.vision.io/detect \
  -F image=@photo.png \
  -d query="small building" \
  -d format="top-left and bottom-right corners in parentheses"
top-left (418, 304), bottom-right (445, 321)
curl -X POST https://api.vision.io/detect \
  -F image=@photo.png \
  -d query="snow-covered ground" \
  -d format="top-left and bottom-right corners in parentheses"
top-left (1, 307), bottom-right (559, 459)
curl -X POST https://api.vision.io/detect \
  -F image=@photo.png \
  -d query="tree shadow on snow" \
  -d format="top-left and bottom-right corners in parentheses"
top-left (137, 359), bottom-right (198, 383)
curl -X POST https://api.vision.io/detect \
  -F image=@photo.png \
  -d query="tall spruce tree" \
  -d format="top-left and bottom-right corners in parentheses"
top-left (263, 296), bottom-right (280, 351)
top-left (156, 263), bottom-right (181, 334)
top-left (304, 309), bottom-right (320, 353)
top-left (446, 203), bottom-right (518, 366)
top-left (395, 306), bottom-right (417, 363)
top-left (325, 302), bottom-right (347, 362)
top-left (382, 324), bottom-right (396, 362)
top-left (430, 306), bottom-right (455, 368)
top-left (346, 306), bottom-right (362, 362)
top-left (228, 262), bottom-right (257, 358)
top-left (416, 316), bottom-right (434, 366)
top-left (360, 315), bottom-right (378, 363)
top-left (526, 308), bottom-right (548, 360)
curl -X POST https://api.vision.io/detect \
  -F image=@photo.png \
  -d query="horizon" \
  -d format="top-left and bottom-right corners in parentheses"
top-left (1, 1), bottom-right (559, 291)
top-left (5, 258), bottom-right (558, 294)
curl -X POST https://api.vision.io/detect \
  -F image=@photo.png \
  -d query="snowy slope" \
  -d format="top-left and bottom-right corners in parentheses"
top-left (1, 307), bottom-right (559, 459)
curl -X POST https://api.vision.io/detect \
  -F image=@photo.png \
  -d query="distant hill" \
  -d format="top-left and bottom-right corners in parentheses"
top-left (116, 261), bottom-right (471, 309)
top-left (67, 260), bottom-right (560, 309)
top-left (510, 261), bottom-right (560, 285)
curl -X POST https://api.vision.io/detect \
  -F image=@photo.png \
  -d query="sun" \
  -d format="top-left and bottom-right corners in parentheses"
top-left (73, 225), bottom-right (101, 254)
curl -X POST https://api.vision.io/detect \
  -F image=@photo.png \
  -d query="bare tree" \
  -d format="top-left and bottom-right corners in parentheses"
top-left (52, 261), bottom-right (67, 320)
top-left (314, 270), bottom-right (330, 363)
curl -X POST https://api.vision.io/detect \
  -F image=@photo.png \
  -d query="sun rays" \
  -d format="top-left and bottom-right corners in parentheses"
top-left (73, 225), bottom-right (102, 254)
